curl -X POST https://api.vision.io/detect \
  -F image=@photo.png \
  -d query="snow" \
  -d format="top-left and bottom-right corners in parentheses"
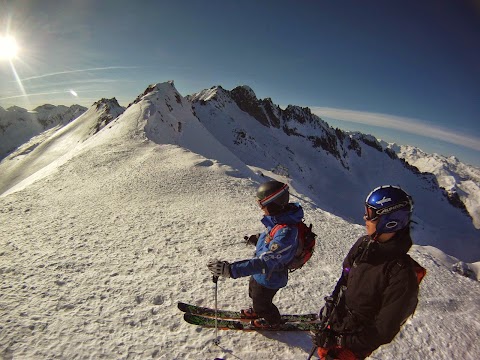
top-left (0, 106), bottom-right (44, 156)
top-left (393, 145), bottom-right (480, 229)
top-left (1, 82), bottom-right (480, 359)
top-left (190, 89), bottom-right (480, 263)
top-left (0, 104), bottom-right (87, 159)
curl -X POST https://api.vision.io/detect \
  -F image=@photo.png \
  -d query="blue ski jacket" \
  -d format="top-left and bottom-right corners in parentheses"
top-left (229, 203), bottom-right (304, 289)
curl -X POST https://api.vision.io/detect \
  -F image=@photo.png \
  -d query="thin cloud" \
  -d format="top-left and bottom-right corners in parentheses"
top-left (311, 107), bottom-right (480, 152)
top-left (19, 66), bottom-right (140, 82)
top-left (25, 79), bottom-right (120, 90)
top-left (0, 89), bottom-right (108, 100)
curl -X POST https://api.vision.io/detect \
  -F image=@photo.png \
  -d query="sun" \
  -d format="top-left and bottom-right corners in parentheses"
top-left (0, 35), bottom-right (19, 60)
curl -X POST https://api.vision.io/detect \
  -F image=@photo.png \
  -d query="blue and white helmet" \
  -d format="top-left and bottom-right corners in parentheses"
top-left (365, 185), bottom-right (413, 234)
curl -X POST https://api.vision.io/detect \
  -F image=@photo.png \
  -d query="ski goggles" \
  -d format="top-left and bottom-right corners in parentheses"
top-left (364, 205), bottom-right (380, 221)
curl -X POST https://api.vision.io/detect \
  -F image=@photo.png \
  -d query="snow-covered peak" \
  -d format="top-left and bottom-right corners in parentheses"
top-left (389, 143), bottom-right (480, 229)
top-left (282, 104), bottom-right (322, 127)
top-left (187, 85), bottom-right (230, 103)
top-left (5, 105), bottom-right (28, 113)
top-left (32, 104), bottom-right (61, 112)
top-left (84, 98), bottom-right (125, 135)
top-left (93, 98), bottom-right (124, 117)
top-left (0, 104), bottom-right (87, 159)
top-left (34, 104), bottom-right (87, 127)
top-left (88, 82), bottom-right (253, 178)
top-left (129, 81), bottom-right (181, 107)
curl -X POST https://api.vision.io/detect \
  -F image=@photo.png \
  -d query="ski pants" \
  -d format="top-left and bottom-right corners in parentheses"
top-left (248, 277), bottom-right (281, 325)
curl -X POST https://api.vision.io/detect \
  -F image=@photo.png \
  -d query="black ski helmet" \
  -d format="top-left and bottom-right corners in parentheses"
top-left (257, 180), bottom-right (289, 214)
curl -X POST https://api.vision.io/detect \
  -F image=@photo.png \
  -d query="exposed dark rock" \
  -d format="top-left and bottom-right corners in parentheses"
top-left (230, 86), bottom-right (270, 127)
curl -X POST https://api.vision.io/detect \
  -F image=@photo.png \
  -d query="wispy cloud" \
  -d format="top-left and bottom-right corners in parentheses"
top-left (19, 66), bottom-right (140, 82)
top-left (25, 79), bottom-right (120, 90)
top-left (0, 89), bottom-right (108, 100)
top-left (311, 107), bottom-right (480, 152)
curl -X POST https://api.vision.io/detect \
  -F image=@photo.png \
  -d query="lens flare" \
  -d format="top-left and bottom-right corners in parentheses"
top-left (1, 35), bottom-right (29, 106)
top-left (0, 35), bottom-right (18, 60)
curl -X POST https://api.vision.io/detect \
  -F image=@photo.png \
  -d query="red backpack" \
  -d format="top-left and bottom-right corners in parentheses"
top-left (267, 221), bottom-right (317, 271)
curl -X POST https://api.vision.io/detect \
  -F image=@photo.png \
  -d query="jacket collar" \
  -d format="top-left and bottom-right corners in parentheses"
top-left (362, 228), bottom-right (412, 264)
top-left (261, 203), bottom-right (304, 229)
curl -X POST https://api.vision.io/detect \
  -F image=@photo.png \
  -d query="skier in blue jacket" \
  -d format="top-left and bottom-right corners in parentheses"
top-left (208, 180), bottom-right (304, 328)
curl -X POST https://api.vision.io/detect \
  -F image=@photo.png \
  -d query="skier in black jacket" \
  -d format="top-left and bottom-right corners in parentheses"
top-left (311, 185), bottom-right (426, 360)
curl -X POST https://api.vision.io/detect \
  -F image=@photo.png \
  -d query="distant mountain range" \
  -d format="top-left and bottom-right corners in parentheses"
top-left (1, 81), bottom-right (478, 261)
top-left (0, 104), bottom-right (87, 156)
top-left (389, 144), bottom-right (480, 229)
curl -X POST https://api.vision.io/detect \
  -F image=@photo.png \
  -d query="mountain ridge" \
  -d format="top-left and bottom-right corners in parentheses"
top-left (1, 81), bottom-right (479, 359)
top-left (0, 103), bottom-right (87, 158)
top-left (1, 81), bottom-right (478, 262)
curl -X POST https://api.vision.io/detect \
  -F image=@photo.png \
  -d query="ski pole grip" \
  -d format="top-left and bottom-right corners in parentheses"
top-left (213, 275), bottom-right (219, 283)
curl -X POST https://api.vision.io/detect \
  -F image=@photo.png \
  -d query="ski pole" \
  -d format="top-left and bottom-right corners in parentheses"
top-left (306, 345), bottom-right (317, 360)
top-left (213, 275), bottom-right (220, 345)
top-left (306, 286), bottom-right (346, 360)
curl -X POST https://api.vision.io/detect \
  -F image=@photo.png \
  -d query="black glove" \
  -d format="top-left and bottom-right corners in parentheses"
top-left (244, 234), bottom-right (259, 246)
top-left (207, 260), bottom-right (231, 278)
top-left (311, 329), bottom-right (344, 348)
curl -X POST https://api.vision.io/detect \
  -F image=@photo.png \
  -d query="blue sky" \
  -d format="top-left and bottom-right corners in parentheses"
top-left (1, 0), bottom-right (479, 166)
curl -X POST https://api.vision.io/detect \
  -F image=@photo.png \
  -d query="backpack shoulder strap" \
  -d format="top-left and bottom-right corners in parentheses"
top-left (387, 254), bottom-right (426, 285)
top-left (351, 236), bottom-right (370, 265)
top-left (383, 254), bottom-right (426, 321)
top-left (266, 224), bottom-right (288, 244)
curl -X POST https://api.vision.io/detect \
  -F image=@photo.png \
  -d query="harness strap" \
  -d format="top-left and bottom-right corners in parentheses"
top-left (266, 224), bottom-right (288, 244)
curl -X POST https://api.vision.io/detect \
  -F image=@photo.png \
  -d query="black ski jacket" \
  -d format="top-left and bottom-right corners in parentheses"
top-left (329, 229), bottom-right (421, 358)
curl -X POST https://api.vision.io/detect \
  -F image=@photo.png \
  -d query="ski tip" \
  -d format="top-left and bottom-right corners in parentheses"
top-left (177, 302), bottom-right (191, 312)
top-left (183, 313), bottom-right (204, 324)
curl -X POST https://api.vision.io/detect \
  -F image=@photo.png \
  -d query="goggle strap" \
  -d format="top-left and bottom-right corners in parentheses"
top-left (259, 184), bottom-right (289, 207)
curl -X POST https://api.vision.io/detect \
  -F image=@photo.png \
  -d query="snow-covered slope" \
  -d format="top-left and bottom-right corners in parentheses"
top-left (0, 104), bottom-right (87, 158)
top-left (1, 82), bottom-right (478, 263)
top-left (1, 112), bottom-right (479, 359)
top-left (0, 99), bottom-right (124, 196)
top-left (122, 82), bottom-right (251, 174)
top-left (391, 144), bottom-right (480, 229)
top-left (189, 85), bottom-right (479, 262)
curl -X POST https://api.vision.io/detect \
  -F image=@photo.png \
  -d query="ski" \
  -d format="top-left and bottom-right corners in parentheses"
top-left (183, 313), bottom-right (321, 332)
top-left (178, 302), bottom-right (317, 322)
